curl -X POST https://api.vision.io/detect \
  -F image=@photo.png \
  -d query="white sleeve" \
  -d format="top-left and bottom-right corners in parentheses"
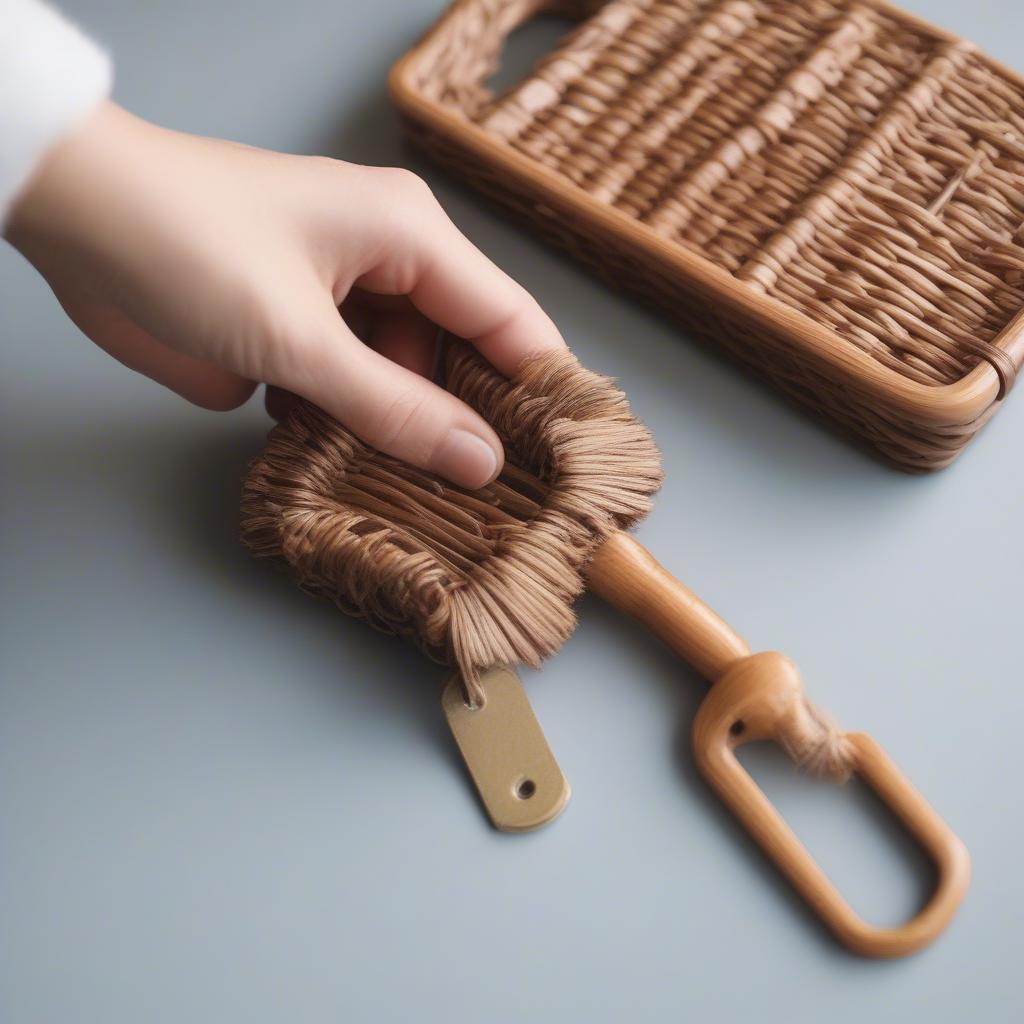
top-left (0, 0), bottom-right (112, 224)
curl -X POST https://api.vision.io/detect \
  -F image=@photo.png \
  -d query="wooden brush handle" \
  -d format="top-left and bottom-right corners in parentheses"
top-left (585, 530), bottom-right (749, 681)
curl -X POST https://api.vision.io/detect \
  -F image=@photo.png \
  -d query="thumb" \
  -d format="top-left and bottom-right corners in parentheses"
top-left (282, 309), bottom-right (504, 489)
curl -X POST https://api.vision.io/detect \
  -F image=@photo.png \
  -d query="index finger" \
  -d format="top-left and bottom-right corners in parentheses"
top-left (356, 187), bottom-right (567, 376)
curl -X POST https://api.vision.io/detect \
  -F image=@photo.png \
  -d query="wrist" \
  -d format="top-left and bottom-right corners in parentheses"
top-left (5, 101), bottom-right (138, 260)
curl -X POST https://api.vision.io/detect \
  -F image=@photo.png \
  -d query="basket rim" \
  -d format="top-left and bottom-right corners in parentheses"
top-left (388, 0), bottom-right (1024, 428)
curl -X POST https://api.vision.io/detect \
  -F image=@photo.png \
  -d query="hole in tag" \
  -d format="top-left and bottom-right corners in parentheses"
top-left (737, 744), bottom-right (935, 928)
top-left (515, 778), bottom-right (536, 800)
top-left (486, 14), bottom-right (579, 96)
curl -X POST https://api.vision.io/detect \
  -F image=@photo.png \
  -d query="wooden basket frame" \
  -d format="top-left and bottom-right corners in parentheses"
top-left (389, 0), bottom-right (1024, 470)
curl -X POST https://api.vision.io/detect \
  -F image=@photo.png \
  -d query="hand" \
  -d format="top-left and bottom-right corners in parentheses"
top-left (4, 101), bottom-right (566, 487)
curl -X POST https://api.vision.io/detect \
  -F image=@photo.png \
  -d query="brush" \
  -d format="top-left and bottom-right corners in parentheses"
top-left (241, 341), bottom-right (968, 957)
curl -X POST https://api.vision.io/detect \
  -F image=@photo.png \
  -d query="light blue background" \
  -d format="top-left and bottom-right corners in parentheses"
top-left (1, 2), bottom-right (1021, 1020)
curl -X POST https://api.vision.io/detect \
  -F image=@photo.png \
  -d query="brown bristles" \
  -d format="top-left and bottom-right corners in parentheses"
top-left (240, 343), bottom-right (663, 704)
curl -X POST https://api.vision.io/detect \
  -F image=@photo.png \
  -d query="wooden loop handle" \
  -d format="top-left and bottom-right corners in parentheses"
top-left (585, 532), bottom-right (970, 957)
top-left (692, 653), bottom-right (971, 958)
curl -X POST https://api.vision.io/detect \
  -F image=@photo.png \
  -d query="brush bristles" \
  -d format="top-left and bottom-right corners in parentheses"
top-left (241, 343), bottom-right (663, 703)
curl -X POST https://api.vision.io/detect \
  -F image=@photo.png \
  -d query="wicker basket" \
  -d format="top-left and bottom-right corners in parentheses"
top-left (389, 0), bottom-right (1024, 470)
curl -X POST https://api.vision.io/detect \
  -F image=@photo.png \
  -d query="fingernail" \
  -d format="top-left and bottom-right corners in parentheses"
top-left (434, 429), bottom-right (499, 488)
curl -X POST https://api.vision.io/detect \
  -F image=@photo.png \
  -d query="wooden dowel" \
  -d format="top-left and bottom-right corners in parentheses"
top-left (585, 531), bottom-right (749, 681)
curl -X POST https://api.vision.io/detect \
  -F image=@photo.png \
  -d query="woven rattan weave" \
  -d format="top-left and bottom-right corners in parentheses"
top-left (390, 0), bottom-right (1024, 470)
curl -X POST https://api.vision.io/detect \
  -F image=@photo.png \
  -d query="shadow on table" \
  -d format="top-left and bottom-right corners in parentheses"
top-left (11, 410), bottom-right (460, 781)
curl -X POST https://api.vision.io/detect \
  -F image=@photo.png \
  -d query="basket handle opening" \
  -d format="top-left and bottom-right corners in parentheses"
top-left (486, 8), bottom-right (580, 97)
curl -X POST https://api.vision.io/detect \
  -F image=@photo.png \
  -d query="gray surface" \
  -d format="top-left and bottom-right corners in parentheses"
top-left (1, 1), bottom-right (1022, 1020)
